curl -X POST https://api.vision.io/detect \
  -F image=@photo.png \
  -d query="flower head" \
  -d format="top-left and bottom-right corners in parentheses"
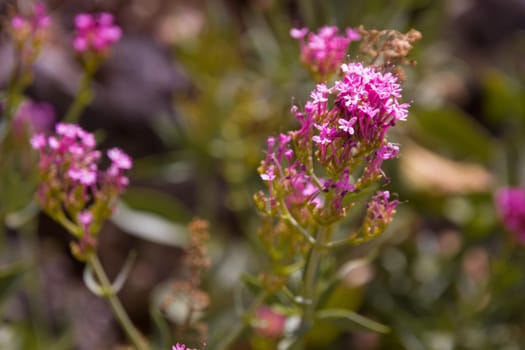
top-left (73, 12), bottom-right (121, 53)
top-left (290, 25), bottom-right (361, 81)
top-left (258, 61), bottom-right (409, 225)
top-left (10, 2), bottom-right (51, 43)
top-left (292, 62), bottom-right (408, 174)
top-left (495, 187), bottom-right (525, 244)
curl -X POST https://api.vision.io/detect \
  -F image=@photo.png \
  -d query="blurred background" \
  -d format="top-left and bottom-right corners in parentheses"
top-left (1, 0), bottom-right (525, 349)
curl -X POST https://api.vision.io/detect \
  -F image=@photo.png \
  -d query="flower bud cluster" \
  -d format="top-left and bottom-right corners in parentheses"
top-left (290, 26), bottom-right (361, 81)
top-left (9, 2), bottom-right (51, 63)
top-left (495, 187), bottom-right (525, 244)
top-left (359, 191), bottom-right (399, 243)
top-left (73, 13), bottom-right (122, 54)
top-left (31, 123), bottom-right (131, 257)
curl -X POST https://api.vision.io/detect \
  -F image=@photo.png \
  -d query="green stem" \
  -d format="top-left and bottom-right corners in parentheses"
top-left (87, 254), bottom-right (149, 350)
top-left (64, 62), bottom-right (98, 123)
top-left (279, 199), bottom-right (316, 245)
top-left (301, 226), bottom-right (330, 324)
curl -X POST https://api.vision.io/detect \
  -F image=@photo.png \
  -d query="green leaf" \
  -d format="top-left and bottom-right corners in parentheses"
top-left (241, 273), bottom-right (264, 295)
top-left (83, 252), bottom-right (136, 297)
top-left (111, 201), bottom-right (189, 247)
top-left (409, 106), bottom-right (493, 163)
top-left (315, 309), bottom-right (390, 334)
top-left (273, 259), bottom-right (305, 276)
top-left (121, 187), bottom-right (190, 223)
top-left (483, 70), bottom-right (525, 124)
top-left (0, 262), bottom-right (25, 304)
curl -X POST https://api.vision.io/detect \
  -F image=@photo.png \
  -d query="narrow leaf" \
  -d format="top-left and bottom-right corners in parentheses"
top-left (316, 309), bottom-right (389, 334)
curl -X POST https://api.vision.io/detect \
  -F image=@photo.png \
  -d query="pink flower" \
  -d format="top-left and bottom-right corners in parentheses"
top-left (30, 133), bottom-right (47, 150)
top-left (73, 12), bottom-right (122, 53)
top-left (496, 187), bottom-right (525, 243)
top-left (172, 343), bottom-right (196, 350)
top-left (253, 306), bottom-right (286, 339)
top-left (260, 166), bottom-right (276, 181)
top-left (108, 148), bottom-right (132, 169)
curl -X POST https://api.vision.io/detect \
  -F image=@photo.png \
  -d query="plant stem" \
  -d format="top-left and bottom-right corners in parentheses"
top-left (301, 226), bottom-right (330, 324)
top-left (64, 61), bottom-right (98, 123)
top-left (87, 254), bottom-right (149, 350)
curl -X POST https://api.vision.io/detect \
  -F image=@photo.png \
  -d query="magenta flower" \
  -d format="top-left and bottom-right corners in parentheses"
top-left (31, 123), bottom-right (131, 247)
top-left (495, 187), bottom-right (525, 244)
top-left (172, 343), bottom-right (196, 350)
top-left (290, 25), bottom-right (361, 80)
top-left (73, 12), bottom-right (122, 53)
top-left (10, 2), bottom-right (51, 42)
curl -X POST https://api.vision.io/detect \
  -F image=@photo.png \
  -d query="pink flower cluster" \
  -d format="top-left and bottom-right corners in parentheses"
top-left (495, 187), bottom-right (525, 244)
top-left (31, 123), bottom-right (131, 241)
top-left (257, 62), bottom-right (405, 223)
top-left (172, 343), bottom-right (196, 350)
top-left (73, 13), bottom-right (122, 53)
top-left (10, 2), bottom-right (51, 43)
top-left (290, 26), bottom-right (360, 80)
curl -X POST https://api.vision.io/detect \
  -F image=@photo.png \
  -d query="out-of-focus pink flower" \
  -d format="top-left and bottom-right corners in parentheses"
top-left (13, 100), bottom-right (55, 137)
top-left (253, 306), bottom-right (286, 339)
top-left (73, 12), bottom-right (122, 53)
top-left (10, 2), bottom-right (51, 42)
top-left (290, 25), bottom-right (361, 80)
top-left (496, 187), bottom-right (525, 243)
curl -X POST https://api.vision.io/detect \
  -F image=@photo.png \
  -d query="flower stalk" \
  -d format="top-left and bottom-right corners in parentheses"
top-left (87, 254), bottom-right (150, 350)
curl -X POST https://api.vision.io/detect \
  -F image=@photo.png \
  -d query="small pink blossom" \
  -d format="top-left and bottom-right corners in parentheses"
top-left (338, 117), bottom-right (357, 134)
top-left (108, 148), bottom-right (132, 169)
top-left (260, 166), bottom-right (276, 181)
top-left (290, 27), bottom-right (308, 39)
top-left (30, 133), bottom-right (47, 150)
